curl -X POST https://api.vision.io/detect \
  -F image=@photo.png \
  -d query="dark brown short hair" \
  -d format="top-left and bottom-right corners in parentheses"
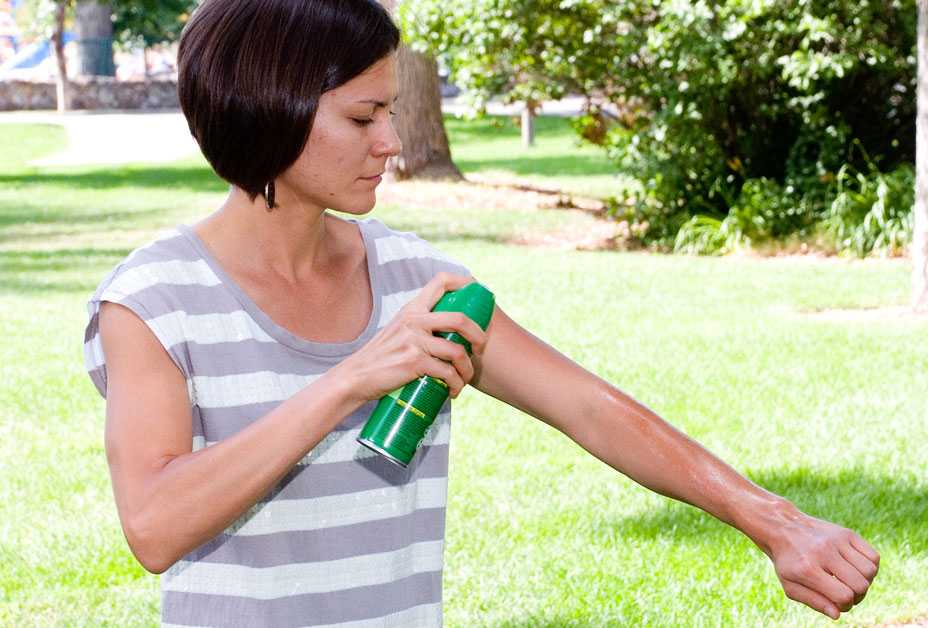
top-left (177, 0), bottom-right (400, 201)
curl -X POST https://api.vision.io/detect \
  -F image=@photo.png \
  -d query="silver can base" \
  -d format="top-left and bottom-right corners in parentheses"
top-left (357, 437), bottom-right (409, 468)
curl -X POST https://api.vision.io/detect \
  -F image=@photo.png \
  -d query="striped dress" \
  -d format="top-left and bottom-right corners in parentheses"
top-left (83, 216), bottom-right (473, 627)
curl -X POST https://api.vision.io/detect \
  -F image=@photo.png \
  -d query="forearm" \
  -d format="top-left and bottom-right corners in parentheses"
top-left (568, 384), bottom-right (801, 556)
top-left (126, 368), bottom-right (365, 573)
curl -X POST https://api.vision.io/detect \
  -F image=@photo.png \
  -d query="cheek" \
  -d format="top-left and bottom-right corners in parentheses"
top-left (308, 127), bottom-right (364, 175)
top-left (286, 127), bottom-right (371, 199)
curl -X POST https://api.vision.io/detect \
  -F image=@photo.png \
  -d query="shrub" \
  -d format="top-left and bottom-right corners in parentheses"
top-left (821, 153), bottom-right (915, 257)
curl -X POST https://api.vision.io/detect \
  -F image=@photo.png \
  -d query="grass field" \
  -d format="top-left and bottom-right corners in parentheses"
top-left (0, 118), bottom-right (926, 626)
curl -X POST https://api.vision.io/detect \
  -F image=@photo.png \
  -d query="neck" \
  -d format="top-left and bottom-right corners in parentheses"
top-left (203, 186), bottom-right (335, 285)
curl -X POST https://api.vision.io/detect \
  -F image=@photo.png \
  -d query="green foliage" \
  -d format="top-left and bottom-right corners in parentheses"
top-left (821, 154), bottom-right (915, 258)
top-left (111, 0), bottom-right (197, 49)
top-left (402, 0), bottom-right (917, 255)
top-left (14, 0), bottom-right (72, 41)
top-left (15, 0), bottom-right (193, 50)
top-left (399, 0), bottom-right (621, 113)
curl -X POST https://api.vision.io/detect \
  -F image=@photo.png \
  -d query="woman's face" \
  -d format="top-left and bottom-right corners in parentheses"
top-left (277, 53), bottom-right (402, 214)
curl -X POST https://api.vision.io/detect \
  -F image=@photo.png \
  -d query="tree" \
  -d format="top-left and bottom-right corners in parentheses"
top-left (16, 0), bottom-right (74, 111)
top-left (50, 0), bottom-right (70, 111)
top-left (74, 0), bottom-right (114, 77)
top-left (405, 0), bottom-right (917, 255)
top-left (379, 0), bottom-right (462, 180)
top-left (915, 0), bottom-right (928, 311)
top-left (111, 0), bottom-right (196, 77)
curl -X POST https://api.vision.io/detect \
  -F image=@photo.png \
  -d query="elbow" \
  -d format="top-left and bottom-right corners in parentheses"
top-left (124, 512), bottom-right (178, 575)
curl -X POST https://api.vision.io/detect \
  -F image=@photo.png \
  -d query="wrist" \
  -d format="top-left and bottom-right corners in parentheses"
top-left (731, 491), bottom-right (803, 557)
top-left (321, 360), bottom-right (366, 414)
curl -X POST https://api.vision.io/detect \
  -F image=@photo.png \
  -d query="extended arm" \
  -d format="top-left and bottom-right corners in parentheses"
top-left (470, 304), bottom-right (879, 621)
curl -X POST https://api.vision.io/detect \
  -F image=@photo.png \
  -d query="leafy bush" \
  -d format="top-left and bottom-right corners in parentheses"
top-left (402, 0), bottom-right (916, 255)
top-left (821, 154), bottom-right (915, 257)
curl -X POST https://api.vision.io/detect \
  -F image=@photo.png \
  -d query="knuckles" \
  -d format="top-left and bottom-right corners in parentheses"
top-left (783, 557), bottom-right (818, 582)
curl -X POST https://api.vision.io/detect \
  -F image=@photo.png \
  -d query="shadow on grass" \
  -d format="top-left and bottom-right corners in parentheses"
top-left (0, 207), bottom-right (169, 233)
top-left (456, 153), bottom-right (620, 179)
top-left (0, 163), bottom-right (222, 236)
top-left (0, 248), bottom-right (131, 294)
top-left (609, 467), bottom-right (927, 550)
top-left (0, 162), bottom-right (225, 194)
top-left (444, 113), bottom-right (578, 142)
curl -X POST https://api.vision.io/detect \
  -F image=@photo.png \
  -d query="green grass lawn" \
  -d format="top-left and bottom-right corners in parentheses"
top-left (445, 114), bottom-right (633, 200)
top-left (1, 121), bottom-right (926, 627)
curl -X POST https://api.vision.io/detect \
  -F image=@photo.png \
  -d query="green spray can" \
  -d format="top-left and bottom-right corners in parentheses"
top-left (357, 281), bottom-right (495, 467)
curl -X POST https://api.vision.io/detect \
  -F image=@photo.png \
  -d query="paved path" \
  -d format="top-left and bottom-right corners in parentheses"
top-left (0, 96), bottom-right (598, 168)
top-left (0, 108), bottom-right (201, 167)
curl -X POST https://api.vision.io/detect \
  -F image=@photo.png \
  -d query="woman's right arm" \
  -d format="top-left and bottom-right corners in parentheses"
top-left (99, 272), bottom-right (486, 574)
top-left (100, 300), bottom-right (364, 574)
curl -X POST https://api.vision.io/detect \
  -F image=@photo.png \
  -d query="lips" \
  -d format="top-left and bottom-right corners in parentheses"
top-left (361, 171), bottom-right (385, 179)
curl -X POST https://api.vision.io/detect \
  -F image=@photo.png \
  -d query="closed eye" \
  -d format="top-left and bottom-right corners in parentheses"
top-left (352, 111), bottom-right (397, 127)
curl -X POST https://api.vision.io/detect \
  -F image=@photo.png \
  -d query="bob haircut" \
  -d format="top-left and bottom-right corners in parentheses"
top-left (177, 0), bottom-right (400, 203)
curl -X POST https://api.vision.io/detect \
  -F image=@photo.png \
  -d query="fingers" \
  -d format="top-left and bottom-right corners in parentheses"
top-left (408, 272), bottom-right (476, 312)
top-left (837, 542), bottom-right (879, 591)
top-left (838, 544), bottom-right (880, 582)
top-left (779, 555), bottom-right (858, 619)
top-left (781, 577), bottom-right (841, 620)
top-left (849, 532), bottom-right (880, 570)
top-left (816, 567), bottom-right (857, 613)
top-left (416, 350), bottom-right (465, 398)
top-left (826, 555), bottom-right (871, 606)
top-left (423, 336), bottom-right (472, 397)
top-left (423, 311), bottom-right (487, 356)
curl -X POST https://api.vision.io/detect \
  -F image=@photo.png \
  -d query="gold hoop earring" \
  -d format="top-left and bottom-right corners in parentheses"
top-left (264, 180), bottom-right (275, 211)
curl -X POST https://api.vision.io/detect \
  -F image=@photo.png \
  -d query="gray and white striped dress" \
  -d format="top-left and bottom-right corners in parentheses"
top-left (83, 216), bottom-right (473, 627)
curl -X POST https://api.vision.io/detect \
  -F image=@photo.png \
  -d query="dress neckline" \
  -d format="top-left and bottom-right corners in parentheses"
top-left (176, 216), bottom-right (381, 359)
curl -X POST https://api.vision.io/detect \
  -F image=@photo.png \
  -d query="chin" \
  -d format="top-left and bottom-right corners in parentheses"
top-left (330, 195), bottom-right (377, 216)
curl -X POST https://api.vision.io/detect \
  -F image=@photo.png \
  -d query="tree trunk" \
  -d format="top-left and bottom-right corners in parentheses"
top-left (52, 0), bottom-right (70, 112)
top-left (75, 0), bottom-right (115, 77)
top-left (522, 101), bottom-right (536, 147)
top-left (379, 0), bottom-right (462, 181)
top-left (914, 0), bottom-right (928, 312)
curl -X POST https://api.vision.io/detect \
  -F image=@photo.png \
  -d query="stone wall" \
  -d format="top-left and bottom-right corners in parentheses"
top-left (0, 77), bottom-right (179, 111)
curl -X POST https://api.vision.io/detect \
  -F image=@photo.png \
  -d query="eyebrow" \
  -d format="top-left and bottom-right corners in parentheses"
top-left (355, 95), bottom-right (400, 107)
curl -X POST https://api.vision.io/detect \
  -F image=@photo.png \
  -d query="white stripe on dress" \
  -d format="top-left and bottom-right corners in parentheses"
top-left (192, 371), bottom-right (320, 408)
top-left (378, 289), bottom-right (420, 328)
top-left (163, 539), bottom-right (443, 599)
top-left (375, 235), bottom-right (458, 266)
top-left (218, 477), bottom-right (447, 537)
top-left (104, 258), bottom-right (221, 299)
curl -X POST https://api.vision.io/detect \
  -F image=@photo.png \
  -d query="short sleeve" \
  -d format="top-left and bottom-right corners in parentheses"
top-left (407, 233), bottom-right (476, 282)
top-left (83, 265), bottom-right (195, 405)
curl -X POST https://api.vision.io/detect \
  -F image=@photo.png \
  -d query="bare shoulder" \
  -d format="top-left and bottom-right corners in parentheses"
top-left (98, 301), bottom-right (181, 380)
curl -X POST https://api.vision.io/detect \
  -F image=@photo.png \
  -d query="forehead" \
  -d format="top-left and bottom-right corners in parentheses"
top-left (329, 55), bottom-right (398, 104)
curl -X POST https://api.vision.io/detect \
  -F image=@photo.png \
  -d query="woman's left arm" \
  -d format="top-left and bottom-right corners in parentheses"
top-left (469, 304), bottom-right (879, 621)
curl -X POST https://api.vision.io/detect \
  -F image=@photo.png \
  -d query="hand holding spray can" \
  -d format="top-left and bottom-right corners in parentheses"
top-left (357, 281), bottom-right (495, 467)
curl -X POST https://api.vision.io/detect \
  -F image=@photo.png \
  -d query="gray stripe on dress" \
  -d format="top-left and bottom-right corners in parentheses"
top-left (257, 444), bottom-right (450, 502)
top-left (160, 570), bottom-right (442, 627)
top-left (186, 507), bottom-right (446, 567)
top-left (87, 266), bottom-right (429, 321)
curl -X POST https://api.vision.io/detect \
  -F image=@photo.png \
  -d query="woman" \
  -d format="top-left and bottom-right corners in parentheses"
top-left (83, 0), bottom-right (879, 626)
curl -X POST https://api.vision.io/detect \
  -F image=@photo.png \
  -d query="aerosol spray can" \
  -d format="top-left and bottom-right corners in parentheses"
top-left (357, 281), bottom-right (495, 467)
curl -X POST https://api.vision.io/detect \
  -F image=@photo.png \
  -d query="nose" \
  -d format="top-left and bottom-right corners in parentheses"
top-left (373, 117), bottom-right (402, 158)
